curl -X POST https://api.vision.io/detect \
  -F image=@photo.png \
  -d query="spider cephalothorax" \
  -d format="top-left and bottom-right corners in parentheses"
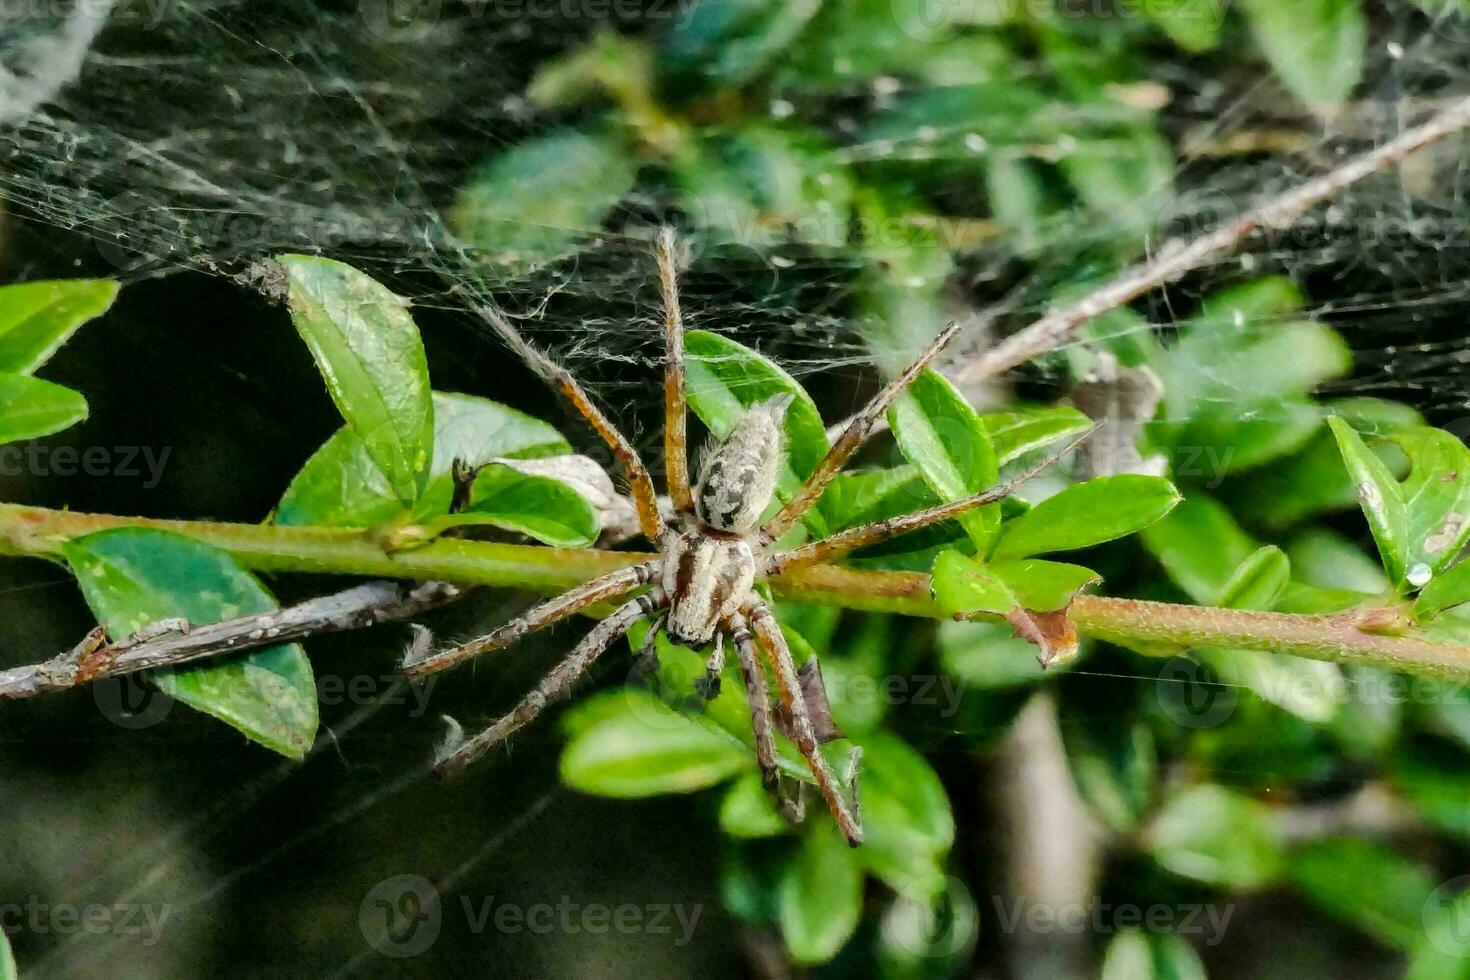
top-left (402, 228), bottom-right (1060, 846)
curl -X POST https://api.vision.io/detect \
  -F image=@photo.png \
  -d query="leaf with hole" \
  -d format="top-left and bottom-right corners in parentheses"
top-left (0, 279), bottom-right (118, 374)
top-left (277, 254), bottom-right (435, 503)
top-left (64, 529), bottom-right (318, 759)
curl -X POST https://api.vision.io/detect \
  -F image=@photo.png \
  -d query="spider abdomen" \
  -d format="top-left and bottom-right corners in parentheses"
top-left (663, 532), bottom-right (756, 647)
top-left (694, 394), bottom-right (791, 533)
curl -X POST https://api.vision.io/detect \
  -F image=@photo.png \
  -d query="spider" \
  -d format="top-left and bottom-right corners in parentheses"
top-left (403, 229), bottom-right (1063, 846)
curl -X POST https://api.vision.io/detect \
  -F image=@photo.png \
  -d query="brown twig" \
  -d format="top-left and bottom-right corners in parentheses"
top-left (0, 579), bottom-right (463, 701)
top-left (948, 95), bottom-right (1470, 385)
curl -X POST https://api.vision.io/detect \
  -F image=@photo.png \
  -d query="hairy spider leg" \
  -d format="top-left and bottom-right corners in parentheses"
top-left (729, 612), bottom-right (803, 825)
top-left (437, 588), bottom-right (668, 773)
top-left (404, 560), bottom-right (660, 678)
top-left (760, 320), bottom-right (964, 541)
top-left (745, 599), bottom-right (864, 846)
top-left (766, 426), bottom-right (1097, 575)
top-left (467, 296), bottom-right (666, 543)
top-left (655, 227), bottom-right (694, 515)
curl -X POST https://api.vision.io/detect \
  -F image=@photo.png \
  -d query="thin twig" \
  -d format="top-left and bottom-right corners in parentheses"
top-left (0, 579), bottom-right (463, 701)
top-left (2, 504), bottom-right (1469, 696)
top-left (948, 94), bottom-right (1470, 385)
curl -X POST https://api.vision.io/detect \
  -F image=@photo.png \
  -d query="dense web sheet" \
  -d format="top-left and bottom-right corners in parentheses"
top-left (3, 1), bottom-right (1470, 423)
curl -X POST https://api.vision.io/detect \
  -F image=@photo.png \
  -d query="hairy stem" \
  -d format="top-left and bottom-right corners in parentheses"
top-left (2, 503), bottom-right (1469, 683)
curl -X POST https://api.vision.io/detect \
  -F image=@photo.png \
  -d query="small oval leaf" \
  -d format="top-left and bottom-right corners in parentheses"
top-left (993, 475), bottom-right (1180, 560)
top-left (442, 462), bottom-right (600, 548)
top-left (277, 391), bottom-right (568, 527)
top-left (890, 370), bottom-right (1000, 552)
top-left (277, 254), bottom-right (435, 503)
top-left (778, 822), bottom-right (864, 964)
top-left (0, 279), bottom-right (118, 374)
top-left (0, 372), bottom-right (88, 445)
top-left (559, 689), bottom-right (751, 797)
top-left (64, 529), bottom-right (318, 759)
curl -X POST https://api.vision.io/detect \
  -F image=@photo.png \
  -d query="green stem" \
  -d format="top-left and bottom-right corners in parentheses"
top-left (4, 503), bottom-right (1469, 679)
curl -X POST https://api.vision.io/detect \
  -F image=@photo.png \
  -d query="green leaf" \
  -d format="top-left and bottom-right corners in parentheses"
top-left (981, 406), bottom-right (1093, 466)
top-left (932, 551), bottom-right (1100, 617)
top-left (876, 874), bottom-right (980, 977)
top-left (1143, 492), bottom-right (1258, 603)
top-left (63, 529), bottom-right (317, 759)
top-left (939, 620), bottom-right (1055, 689)
top-left (0, 929), bottom-right (14, 980)
top-left (685, 329), bottom-right (831, 531)
top-left (859, 731), bottom-right (955, 892)
top-left (1411, 880), bottom-right (1470, 980)
top-left (778, 822), bottom-right (864, 965)
top-left (1391, 746), bottom-right (1470, 840)
top-left (1059, 126), bottom-right (1175, 236)
top-left (276, 391), bottom-right (568, 527)
top-left (993, 475), bottom-right (1180, 560)
top-left (673, 126), bottom-right (852, 249)
top-left (1289, 838), bottom-right (1436, 949)
top-left (1417, 559), bottom-right (1470, 620)
top-left (719, 772), bottom-right (792, 839)
top-left (0, 279), bottom-right (118, 374)
top-left (0, 373), bottom-right (88, 445)
top-left (559, 688), bottom-right (751, 796)
top-left (436, 462), bottom-right (599, 547)
top-left (1287, 528), bottom-right (1391, 593)
top-left (452, 127), bottom-right (636, 267)
top-left (1065, 720), bottom-right (1157, 834)
top-left (277, 254), bottom-right (434, 503)
top-left (1143, 0), bottom-right (1223, 51)
top-left (1100, 929), bottom-right (1208, 980)
top-left (1147, 785), bottom-right (1284, 889)
top-left (1329, 418), bottom-right (1451, 588)
top-left (890, 370), bottom-right (1000, 552)
top-left (662, 0), bottom-right (821, 89)
top-left (1240, 0), bottom-right (1366, 109)
top-left (1218, 546), bottom-right (1291, 610)
top-left (1392, 428), bottom-right (1470, 579)
top-left (825, 465), bottom-right (938, 532)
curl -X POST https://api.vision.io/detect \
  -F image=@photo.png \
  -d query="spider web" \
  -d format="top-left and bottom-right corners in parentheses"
top-left (3, 1), bottom-right (1469, 425)
top-left (3, 4), bottom-right (1470, 976)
